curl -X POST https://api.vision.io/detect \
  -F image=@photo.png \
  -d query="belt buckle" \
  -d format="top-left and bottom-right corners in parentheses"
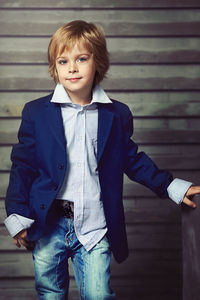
top-left (62, 201), bottom-right (74, 219)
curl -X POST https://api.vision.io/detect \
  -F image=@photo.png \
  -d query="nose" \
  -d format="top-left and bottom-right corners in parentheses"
top-left (68, 61), bottom-right (77, 73)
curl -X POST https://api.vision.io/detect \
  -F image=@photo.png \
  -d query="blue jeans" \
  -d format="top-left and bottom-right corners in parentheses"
top-left (32, 214), bottom-right (115, 300)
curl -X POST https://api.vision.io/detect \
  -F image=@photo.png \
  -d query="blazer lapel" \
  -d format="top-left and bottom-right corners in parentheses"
top-left (44, 100), bottom-right (66, 150)
top-left (44, 98), bottom-right (114, 162)
top-left (97, 104), bottom-right (114, 164)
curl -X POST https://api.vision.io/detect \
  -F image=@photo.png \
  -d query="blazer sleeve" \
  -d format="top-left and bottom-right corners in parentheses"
top-left (124, 109), bottom-right (173, 198)
top-left (5, 103), bottom-right (38, 217)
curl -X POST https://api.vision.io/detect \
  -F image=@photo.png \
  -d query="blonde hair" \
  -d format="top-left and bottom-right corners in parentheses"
top-left (48, 20), bottom-right (109, 85)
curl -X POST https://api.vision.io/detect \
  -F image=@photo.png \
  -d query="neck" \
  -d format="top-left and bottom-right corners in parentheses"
top-left (67, 90), bottom-right (92, 106)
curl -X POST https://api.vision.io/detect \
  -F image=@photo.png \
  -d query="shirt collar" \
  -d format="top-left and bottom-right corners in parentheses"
top-left (51, 83), bottom-right (112, 105)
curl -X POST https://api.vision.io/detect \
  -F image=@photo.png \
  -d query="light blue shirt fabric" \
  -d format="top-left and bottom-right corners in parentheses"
top-left (167, 178), bottom-right (192, 204)
top-left (4, 84), bottom-right (193, 244)
top-left (51, 83), bottom-right (112, 251)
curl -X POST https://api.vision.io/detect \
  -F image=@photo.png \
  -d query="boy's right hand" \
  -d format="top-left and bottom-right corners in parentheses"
top-left (13, 229), bottom-right (34, 250)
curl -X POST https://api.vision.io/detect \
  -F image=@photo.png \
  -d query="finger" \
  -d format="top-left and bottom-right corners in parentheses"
top-left (20, 230), bottom-right (27, 239)
top-left (20, 237), bottom-right (33, 249)
top-left (15, 229), bottom-right (27, 239)
top-left (186, 186), bottom-right (200, 197)
top-left (20, 238), bottom-right (29, 248)
top-left (183, 197), bottom-right (196, 208)
top-left (13, 237), bottom-right (21, 248)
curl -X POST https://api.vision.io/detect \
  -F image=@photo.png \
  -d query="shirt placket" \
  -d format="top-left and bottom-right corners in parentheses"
top-left (74, 107), bottom-right (86, 232)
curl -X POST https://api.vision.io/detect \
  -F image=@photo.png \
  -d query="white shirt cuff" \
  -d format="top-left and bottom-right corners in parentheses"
top-left (4, 214), bottom-right (35, 237)
top-left (167, 178), bottom-right (193, 205)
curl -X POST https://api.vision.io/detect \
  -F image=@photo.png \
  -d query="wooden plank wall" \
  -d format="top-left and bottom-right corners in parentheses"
top-left (0, 1), bottom-right (200, 299)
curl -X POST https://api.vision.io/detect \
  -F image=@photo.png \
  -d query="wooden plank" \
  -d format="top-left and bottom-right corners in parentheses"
top-left (1, 65), bottom-right (200, 91)
top-left (0, 151), bottom-right (198, 172)
top-left (0, 252), bottom-right (34, 277)
top-left (111, 253), bottom-right (182, 278)
top-left (0, 279), bottom-right (181, 300)
top-left (125, 203), bottom-right (181, 225)
top-left (1, 145), bottom-right (200, 171)
top-left (105, 65), bottom-right (200, 90)
top-left (0, 290), bottom-right (37, 300)
top-left (0, 0), bottom-right (199, 9)
top-left (0, 289), bottom-right (78, 300)
top-left (124, 170), bottom-right (200, 198)
top-left (0, 275), bottom-right (180, 290)
top-left (2, 118), bottom-right (181, 137)
top-left (1, 144), bottom-right (200, 166)
top-left (0, 278), bottom-right (77, 296)
top-left (0, 275), bottom-right (181, 300)
top-left (0, 173), bottom-right (10, 198)
top-left (134, 118), bottom-right (200, 131)
top-left (149, 155), bottom-right (200, 170)
top-left (108, 37), bottom-right (200, 63)
top-left (0, 250), bottom-right (182, 278)
top-left (1, 197), bottom-right (180, 226)
top-left (0, 219), bottom-right (181, 251)
top-left (0, 65), bottom-right (52, 91)
top-left (0, 147), bottom-right (12, 170)
top-left (0, 285), bottom-right (179, 300)
top-left (0, 128), bottom-right (199, 146)
top-left (0, 224), bottom-right (181, 251)
top-left (0, 119), bottom-right (20, 144)
top-left (1, 37), bottom-right (200, 64)
top-left (0, 92), bottom-right (46, 117)
top-left (0, 262), bottom-right (181, 300)
top-left (1, 91), bottom-right (200, 117)
top-left (0, 196), bottom-right (181, 213)
top-left (0, 9), bottom-right (200, 37)
top-left (1, 170), bottom-right (199, 200)
top-left (0, 195), bottom-right (181, 227)
top-left (0, 278), bottom-right (35, 289)
top-left (140, 144), bottom-right (200, 156)
top-left (1, 117), bottom-right (200, 143)
top-left (0, 123), bottom-right (200, 145)
top-left (113, 285), bottom-right (181, 300)
top-left (133, 129), bottom-right (200, 144)
top-left (114, 91), bottom-right (200, 117)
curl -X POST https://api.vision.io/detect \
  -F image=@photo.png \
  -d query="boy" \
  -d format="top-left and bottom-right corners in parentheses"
top-left (4, 20), bottom-right (200, 300)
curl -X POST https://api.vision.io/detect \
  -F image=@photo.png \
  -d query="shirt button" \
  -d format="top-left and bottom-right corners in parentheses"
top-left (40, 204), bottom-right (46, 210)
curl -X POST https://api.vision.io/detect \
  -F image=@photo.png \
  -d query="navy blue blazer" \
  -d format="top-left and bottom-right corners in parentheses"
top-left (5, 93), bottom-right (173, 263)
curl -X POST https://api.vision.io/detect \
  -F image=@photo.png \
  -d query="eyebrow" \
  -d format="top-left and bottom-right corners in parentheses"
top-left (56, 53), bottom-right (91, 60)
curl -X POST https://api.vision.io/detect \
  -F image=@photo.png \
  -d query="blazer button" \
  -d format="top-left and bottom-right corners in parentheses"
top-left (40, 204), bottom-right (46, 210)
top-left (54, 184), bottom-right (58, 191)
top-left (58, 164), bottom-right (64, 170)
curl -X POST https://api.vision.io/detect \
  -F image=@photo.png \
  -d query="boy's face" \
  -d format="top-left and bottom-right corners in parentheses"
top-left (55, 41), bottom-right (96, 103)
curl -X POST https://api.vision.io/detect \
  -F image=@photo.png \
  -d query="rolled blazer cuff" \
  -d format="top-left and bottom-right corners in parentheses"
top-left (167, 178), bottom-right (193, 205)
top-left (4, 214), bottom-right (34, 237)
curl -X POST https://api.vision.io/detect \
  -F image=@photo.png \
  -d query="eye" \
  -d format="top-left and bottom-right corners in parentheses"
top-left (58, 59), bottom-right (67, 65)
top-left (77, 57), bottom-right (88, 63)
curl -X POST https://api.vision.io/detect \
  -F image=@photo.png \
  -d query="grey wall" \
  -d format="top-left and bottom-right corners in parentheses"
top-left (0, 1), bottom-right (200, 299)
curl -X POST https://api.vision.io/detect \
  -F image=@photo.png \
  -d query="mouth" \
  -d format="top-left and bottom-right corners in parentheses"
top-left (67, 77), bottom-right (82, 83)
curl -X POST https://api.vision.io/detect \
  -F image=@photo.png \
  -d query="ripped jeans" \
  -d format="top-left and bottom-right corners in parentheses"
top-left (32, 214), bottom-right (115, 300)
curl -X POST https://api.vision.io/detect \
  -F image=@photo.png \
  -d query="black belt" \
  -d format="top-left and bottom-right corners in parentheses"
top-left (54, 199), bottom-right (74, 219)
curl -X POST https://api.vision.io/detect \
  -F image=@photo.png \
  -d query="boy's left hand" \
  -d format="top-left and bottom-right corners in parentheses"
top-left (182, 186), bottom-right (200, 208)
